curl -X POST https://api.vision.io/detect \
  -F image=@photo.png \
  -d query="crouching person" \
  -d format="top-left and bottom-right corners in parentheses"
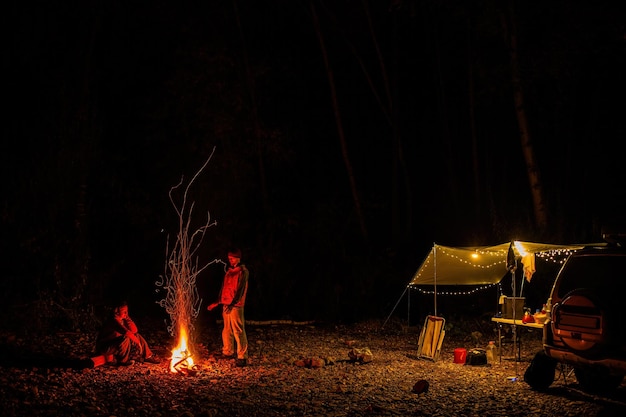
top-left (94, 300), bottom-right (160, 366)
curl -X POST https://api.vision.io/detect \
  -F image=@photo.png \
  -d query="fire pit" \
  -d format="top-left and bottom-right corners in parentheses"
top-left (170, 327), bottom-right (198, 375)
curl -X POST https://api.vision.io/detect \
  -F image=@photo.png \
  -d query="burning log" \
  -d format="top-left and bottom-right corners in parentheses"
top-left (172, 354), bottom-right (191, 369)
top-left (169, 326), bottom-right (197, 374)
top-left (171, 351), bottom-right (199, 376)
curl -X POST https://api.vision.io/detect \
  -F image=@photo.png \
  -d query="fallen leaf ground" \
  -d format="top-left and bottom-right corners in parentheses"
top-left (1, 318), bottom-right (626, 416)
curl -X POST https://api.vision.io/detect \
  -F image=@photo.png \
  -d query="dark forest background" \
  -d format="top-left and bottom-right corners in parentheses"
top-left (2, 1), bottom-right (625, 334)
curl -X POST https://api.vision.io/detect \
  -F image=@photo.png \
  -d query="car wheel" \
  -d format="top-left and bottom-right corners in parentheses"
top-left (574, 367), bottom-right (624, 394)
top-left (524, 351), bottom-right (556, 391)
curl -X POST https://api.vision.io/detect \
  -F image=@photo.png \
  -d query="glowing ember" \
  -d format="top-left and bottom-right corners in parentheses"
top-left (170, 326), bottom-right (195, 373)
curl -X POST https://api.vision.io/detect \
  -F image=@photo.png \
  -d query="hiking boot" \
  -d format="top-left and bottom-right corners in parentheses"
top-left (143, 355), bottom-right (160, 364)
top-left (235, 358), bottom-right (247, 367)
top-left (117, 359), bottom-right (135, 367)
top-left (214, 352), bottom-right (235, 360)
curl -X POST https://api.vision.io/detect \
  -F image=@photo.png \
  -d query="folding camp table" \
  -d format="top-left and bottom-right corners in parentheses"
top-left (491, 317), bottom-right (543, 362)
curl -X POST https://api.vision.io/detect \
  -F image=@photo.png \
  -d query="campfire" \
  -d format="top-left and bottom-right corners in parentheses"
top-left (170, 326), bottom-right (196, 374)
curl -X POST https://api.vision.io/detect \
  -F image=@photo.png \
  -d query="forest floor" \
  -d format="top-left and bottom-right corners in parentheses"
top-left (1, 317), bottom-right (626, 417)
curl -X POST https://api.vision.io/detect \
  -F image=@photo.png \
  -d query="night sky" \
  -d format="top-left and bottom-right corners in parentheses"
top-left (3, 1), bottom-right (626, 326)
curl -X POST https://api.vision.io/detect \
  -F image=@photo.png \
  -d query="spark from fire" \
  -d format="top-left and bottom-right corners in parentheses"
top-left (155, 149), bottom-right (220, 372)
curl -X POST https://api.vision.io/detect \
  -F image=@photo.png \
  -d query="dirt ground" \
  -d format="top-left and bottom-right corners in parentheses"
top-left (1, 318), bottom-right (626, 416)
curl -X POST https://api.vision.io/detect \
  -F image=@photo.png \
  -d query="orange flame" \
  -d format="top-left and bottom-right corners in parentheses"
top-left (170, 325), bottom-right (195, 372)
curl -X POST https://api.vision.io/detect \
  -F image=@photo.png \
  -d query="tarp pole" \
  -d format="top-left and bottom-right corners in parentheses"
top-left (507, 241), bottom-right (520, 379)
top-left (407, 287), bottom-right (411, 327)
top-left (433, 243), bottom-right (438, 317)
top-left (381, 285), bottom-right (408, 329)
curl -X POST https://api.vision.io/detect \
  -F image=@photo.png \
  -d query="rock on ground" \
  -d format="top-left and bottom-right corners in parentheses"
top-left (1, 319), bottom-right (625, 416)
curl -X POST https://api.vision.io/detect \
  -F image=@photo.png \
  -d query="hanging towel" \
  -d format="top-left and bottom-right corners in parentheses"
top-left (522, 253), bottom-right (536, 282)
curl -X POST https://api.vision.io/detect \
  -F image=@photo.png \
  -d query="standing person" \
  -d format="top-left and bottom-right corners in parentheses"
top-left (94, 300), bottom-right (160, 366)
top-left (207, 248), bottom-right (249, 367)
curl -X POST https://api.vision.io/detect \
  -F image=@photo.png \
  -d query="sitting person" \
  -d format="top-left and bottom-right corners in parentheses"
top-left (95, 300), bottom-right (160, 366)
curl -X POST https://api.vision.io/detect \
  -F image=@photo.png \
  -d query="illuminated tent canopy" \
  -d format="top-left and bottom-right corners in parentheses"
top-left (408, 241), bottom-right (591, 287)
top-left (383, 240), bottom-right (598, 328)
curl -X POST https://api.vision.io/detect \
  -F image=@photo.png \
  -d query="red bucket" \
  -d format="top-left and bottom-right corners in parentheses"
top-left (453, 348), bottom-right (467, 364)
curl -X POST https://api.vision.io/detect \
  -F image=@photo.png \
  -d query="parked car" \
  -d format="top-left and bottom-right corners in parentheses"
top-left (524, 234), bottom-right (626, 393)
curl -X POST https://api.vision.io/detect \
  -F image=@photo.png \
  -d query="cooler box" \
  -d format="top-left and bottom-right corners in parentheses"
top-left (502, 297), bottom-right (525, 319)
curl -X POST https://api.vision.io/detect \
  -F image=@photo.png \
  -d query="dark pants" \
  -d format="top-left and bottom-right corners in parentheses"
top-left (96, 334), bottom-right (153, 364)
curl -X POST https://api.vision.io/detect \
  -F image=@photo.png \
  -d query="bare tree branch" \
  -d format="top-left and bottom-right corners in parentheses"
top-left (156, 147), bottom-right (221, 343)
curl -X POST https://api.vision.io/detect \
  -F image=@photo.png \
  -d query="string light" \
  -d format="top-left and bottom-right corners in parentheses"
top-left (535, 249), bottom-right (577, 264)
top-left (410, 245), bottom-right (579, 290)
top-left (411, 246), bottom-right (508, 283)
top-left (411, 250), bottom-right (576, 294)
top-left (410, 250), bottom-right (577, 296)
top-left (437, 246), bottom-right (507, 269)
top-left (409, 283), bottom-right (498, 296)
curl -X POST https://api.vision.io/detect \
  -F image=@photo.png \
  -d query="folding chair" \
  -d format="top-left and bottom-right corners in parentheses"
top-left (555, 363), bottom-right (575, 385)
top-left (416, 315), bottom-right (446, 361)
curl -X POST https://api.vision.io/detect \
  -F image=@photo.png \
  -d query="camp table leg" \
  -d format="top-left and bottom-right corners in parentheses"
top-left (497, 323), bottom-right (502, 363)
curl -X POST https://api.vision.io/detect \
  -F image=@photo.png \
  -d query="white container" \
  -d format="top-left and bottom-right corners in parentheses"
top-left (486, 340), bottom-right (497, 364)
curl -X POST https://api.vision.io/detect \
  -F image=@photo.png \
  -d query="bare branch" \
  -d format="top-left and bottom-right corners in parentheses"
top-left (155, 147), bottom-right (221, 342)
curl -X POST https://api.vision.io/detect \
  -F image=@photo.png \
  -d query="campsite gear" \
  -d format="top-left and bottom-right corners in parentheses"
top-left (534, 303), bottom-right (549, 324)
top-left (407, 241), bottom-right (589, 287)
top-left (465, 348), bottom-right (488, 366)
top-left (383, 240), bottom-right (593, 329)
top-left (486, 341), bottom-right (496, 364)
top-left (453, 348), bottom-right (467, 364)
top-left (502, 297), bottom-right (525, 319)
top-left (524, 351), bottom-right (557, 391)
top-left (416, 315), bottom-right (445, 361)
top-left (534, 311), bottom-right (548, 325)
top-left (522, 309), bottom-right (535, 324)
top-left (505, 242), bottom-right (522, 378)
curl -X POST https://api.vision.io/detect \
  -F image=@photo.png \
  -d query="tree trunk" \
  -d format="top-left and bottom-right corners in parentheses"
top-left (467, 17), bottom-right (482, 224)
top-left (310, 1), bottom-right (368, 240)
top-left (364, 1), bottom-right (413, 245)
top-left (502, 4), bottom-right (548, 230)
top-left (232, 0), bottom-right (271, 216)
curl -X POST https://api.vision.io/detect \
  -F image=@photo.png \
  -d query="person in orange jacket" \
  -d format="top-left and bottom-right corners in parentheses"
top-left (95, 300), bottom-right (160, 366)
top-left (208, 248), bottom-right (249, 367)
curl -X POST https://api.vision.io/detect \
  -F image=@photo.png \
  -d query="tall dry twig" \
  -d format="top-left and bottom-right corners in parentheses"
top-left (156, 147), bottom-right (221, 343)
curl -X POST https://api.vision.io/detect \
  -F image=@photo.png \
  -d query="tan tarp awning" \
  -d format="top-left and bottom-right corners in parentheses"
top-left (408, 241), bottom-right (592, 287)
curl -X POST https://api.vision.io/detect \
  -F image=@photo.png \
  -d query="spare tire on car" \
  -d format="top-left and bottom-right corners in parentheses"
top-left (553, 288), bottom-right (607, 357)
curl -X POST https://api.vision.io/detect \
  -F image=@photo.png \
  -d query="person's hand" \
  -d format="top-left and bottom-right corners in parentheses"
top-left (127, 332), bottom-right (140, 346)
top-left (207, 302), bottom-right (219, 311)
top-left (122, 318), bottom-right (138, 333)
top-left (224, 305), bottom-right (232, 314)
